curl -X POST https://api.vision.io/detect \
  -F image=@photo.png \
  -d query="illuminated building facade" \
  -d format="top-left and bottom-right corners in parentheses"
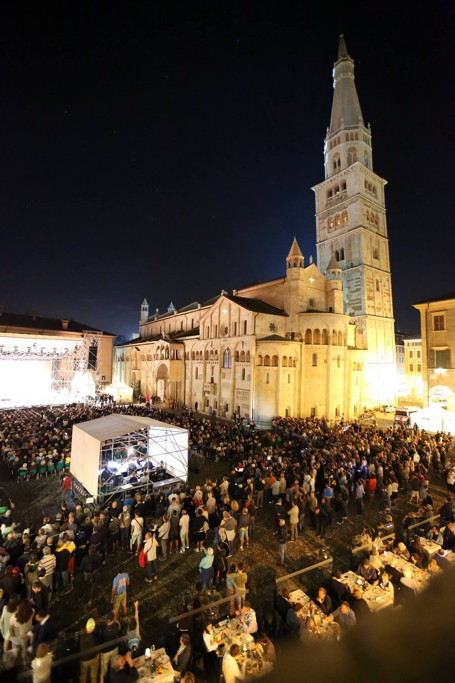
top-left (115, 37), bottom-right (396, 421)
top-left (413, 294), bottom-right (455, 411)
top-left (0, 309), bottom-right (115, 407)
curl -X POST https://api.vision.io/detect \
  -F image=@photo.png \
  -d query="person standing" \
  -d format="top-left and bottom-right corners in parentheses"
top-left (111, 569), bottom-right (129, 619)
top-left (61, 474), bottom-right (72, 505)
top-left (277, 518), bottom-right (289, 566)
top-left (79, 618), bottom-right (99, 683)
top-left (118, 506), bottom-right (131, 552)
top-left (99, 612), bottom-right (121, 683)
top-left (143, 532), bottom-right (158, 582)
top-left (37, 547), bottom-right (56, 597)
top-left (287, 501), bottom-right (299, 541)
top-left (130, 512), bottom-right (144, 554)
top-left (158, 515), bottom-right (170, 561)
top-left (355, 481), bottom-right (364, 515)
top-left (31, 643), bottom-right (52, 683)
top-left (179, 509), bottom-right (190, 552)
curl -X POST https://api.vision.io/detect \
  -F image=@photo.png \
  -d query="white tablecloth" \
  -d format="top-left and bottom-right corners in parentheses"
top-left (289, 588), bottom-right (310, 605)
top-left (382, 552), bottom-right (430, 592)
top-left (136, 648), bottom-right (175, 683)
top-left (341, 571), bottom-right (393, 612)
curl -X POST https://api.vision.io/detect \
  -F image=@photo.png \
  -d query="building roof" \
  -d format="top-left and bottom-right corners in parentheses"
top-left (73, 414), bottom-right (187, 443)
top-left (413, 292), bottom-right (455, 306)
top-left (258, 334), bottom-right (297, 342)
top-left (0, 311), bottom-right (116, 336)
top-left (329, 34), bottom-right (364, 134)
top-left (286, 237), bottom-right (304, 260)
top-left (224, 295), bottom-right (288, 317)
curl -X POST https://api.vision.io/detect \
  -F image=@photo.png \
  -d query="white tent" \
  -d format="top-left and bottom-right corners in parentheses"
top-left (103, 382), bottom-right (134, 403)
top-left (411, 405), bottom-right (455, 434)
top-left (71, 414), bottom-right (188, 498)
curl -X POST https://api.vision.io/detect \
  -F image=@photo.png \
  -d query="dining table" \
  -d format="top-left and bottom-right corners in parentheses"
top-left (135, 647), bottom-right (175, 683)
top-left (382, 551), bottom-right (430, 592)
top-left (341, 570), bottom-right (393, 611)
top-left (212, 618), bottom-right (274, 679)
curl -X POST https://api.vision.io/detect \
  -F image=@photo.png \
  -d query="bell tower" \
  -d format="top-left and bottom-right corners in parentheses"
top-left (312, 35), bottom-right (396, 406)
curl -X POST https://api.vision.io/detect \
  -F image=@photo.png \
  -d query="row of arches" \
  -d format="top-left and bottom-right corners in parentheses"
top-left (305, 329), bottom-right (346, 346)
top-left (328, 211), bottom-right (348, 231)
top-left (186, 348), bottom-right (252, 363)
top-left (257, 355), bottom-right (297, 367)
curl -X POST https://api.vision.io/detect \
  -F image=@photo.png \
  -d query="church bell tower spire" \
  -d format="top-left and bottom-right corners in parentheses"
top-left (312, 36), bottom-right (396, 408)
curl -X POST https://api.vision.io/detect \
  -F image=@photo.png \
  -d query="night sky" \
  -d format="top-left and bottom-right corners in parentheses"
top-left (2, 2), bottom-right (454, 338)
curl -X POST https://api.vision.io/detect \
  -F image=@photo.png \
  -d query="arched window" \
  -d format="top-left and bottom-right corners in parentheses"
top-left (272, 355), bottom-right (279, 367)
top-left (243, 320), bottom-right (247, 335)
top-left (210, 350), bottom-right (214, 359)
top-left (191, 351), bottom-right (195, 360)
top-left (338, 331), bottom-right (343, 346)
top-left (305, 329), bottom-right (312, 344)
top-left (204, 350), bottom-right (209, 360)
top-left (266, 373), bottom-right (270, 384)
top-left (234, 351), bottom-right (240, 363)
top-left (332, 330), bottom-right (337, 345)
top-left (240, 350), bottom-right (245, 362)
top-left (332, 153), bottom-right (340, 171)
top-left (246, 350), bottom-right (250, 362)
top-left (328, 217), bottom-right (335, 231)
top-left (313, 329), bottom-right (321, 344)
top-left (195, 367), bottom-right (199, 380)
top-left (337, 355), bottom-right (341, 368)
top-left (373, 247), bottom-right (379, 259)
top-left (335, 249), bottom-right (340, 261)
top-left (264, 355), bottom-right (271, 367)
top-left (322, 329), bottom-right (328, 345)
top-left (222, 348), bottom-right (232, 369)
top-left (241, 368), bottom-right (246, 381)
top-left (282, 356), bottom-right (288, 367)
top-left (293, 358), bottom-right (297, 368)
top-left (347, 148), bottom-right (358, 165)
top-left (342, 211), bottom-right (348, 224)
top-left (312, 353), bottom-right (317, 367)
top-left (376, 279), bottom-right (380, 292)
top-left (336, 214), bottom-right (341, 226)
top-left (288, 374), bottom-right (291, 384)
top-left (339, 248), bottom-right (345, 260)
top-left (257, 355), bottom-right (263, 366)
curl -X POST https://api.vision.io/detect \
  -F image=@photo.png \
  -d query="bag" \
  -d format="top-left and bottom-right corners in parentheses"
top-left (138, 548), bottom-right (147, 568)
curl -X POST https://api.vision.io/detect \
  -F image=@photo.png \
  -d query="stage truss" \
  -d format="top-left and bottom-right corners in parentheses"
top-left (0, 331), bottom-right (103, 406)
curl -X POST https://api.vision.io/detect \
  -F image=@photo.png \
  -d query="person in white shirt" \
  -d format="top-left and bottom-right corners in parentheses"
top-left (130, 513), bottom-right (144, 554)
top-left (143, 532), bottom-right (158, 582)
top-left (179, 510), bottom-right (190, 552)
top-left (222, 644), bottom-right (245, 683)
top-left (31, 643), bottom-right (52, 683)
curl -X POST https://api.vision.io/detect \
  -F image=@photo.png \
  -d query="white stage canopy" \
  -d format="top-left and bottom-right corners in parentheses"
top-left (411, 405), bottom-right (455, 434)
top-left (71, 414), bottom-right (188, 498)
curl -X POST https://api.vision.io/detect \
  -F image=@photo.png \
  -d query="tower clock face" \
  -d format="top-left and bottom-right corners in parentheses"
top-left (269, 323), bottom-right (277, 332)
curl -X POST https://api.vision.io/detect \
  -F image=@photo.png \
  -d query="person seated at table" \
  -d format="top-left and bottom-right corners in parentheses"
top-left (348, 586), bottom-right (369, 620)
top-left (330, 601), bottom-right (357, 630)
top-left (256, 632), bottom-right (276, 664)
top-left (109, 653), bottom-right (139, 682)
top-left (357, 559), bottom-right (378, 584)
top-left (410, 552), bottom-right (424, 570)
top-left (443, 521), bottom-right (455, 551)
top-left (427, 526), bottom-right (444, 546)
top-left (327, 569), bottom-right (350, 607)
top-left (173, 633), bottom-right (192, 677)
top-left (409, 536), bottom-right (424, 560)
top-left (222, 643), bottom-right (245, 683)
top-left (275, 588), bottom-right (293, 620)
top-left (394, 542), bottom-right (411, 561)
top-left (313, 587), bottom-right (333, 616)
top-left (202, 623), bottom-right (223, 676)
top-left (399, 567), bottom-right (419, 595)
top-left (369, 548), bottom-right (384, 573)
top-left (427, 558), bottom-right (443, 576)
top-left (236, 602), bottom-right (258, 634)
top-left (286, 603), bottom-right (305, 632)
top-left (434, 548), bottom-right (452, 570)
top-left (378, 572), bottom-right (394, 602)
top-left (376, 514), bottom-right (394, 537)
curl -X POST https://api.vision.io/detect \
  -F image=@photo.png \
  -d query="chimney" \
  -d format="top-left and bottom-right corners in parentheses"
top-left (61, 319), bottom-right (69, 330)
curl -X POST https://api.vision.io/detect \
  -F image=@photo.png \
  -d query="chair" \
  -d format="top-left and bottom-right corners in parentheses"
top-left (17, 469), bottom-right (28, 482)
top-left (56, 461), bottom-right (65, 473)
top-left (47, 463), bottom-right (56, 476)
top-left (29, 467), bottom-right (37, 479)
top-left (38, 465), bottom-right (47, 478)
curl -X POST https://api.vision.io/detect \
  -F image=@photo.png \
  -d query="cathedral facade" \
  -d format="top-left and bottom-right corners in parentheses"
top-left (114, 36), bottom-right (396, 422)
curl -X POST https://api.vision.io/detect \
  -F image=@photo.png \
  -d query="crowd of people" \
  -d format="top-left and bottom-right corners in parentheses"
top-left (0, 403), bottom-right (454, 681)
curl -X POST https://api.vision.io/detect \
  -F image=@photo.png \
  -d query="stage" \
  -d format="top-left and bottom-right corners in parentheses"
top-left (70, 414), bottom-right (189, 503)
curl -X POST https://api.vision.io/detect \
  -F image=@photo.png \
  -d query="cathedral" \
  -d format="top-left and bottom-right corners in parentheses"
top-left (114, 36), bottom-right (396, 423)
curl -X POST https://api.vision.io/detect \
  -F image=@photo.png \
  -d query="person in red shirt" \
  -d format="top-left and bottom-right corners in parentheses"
top-left (61, 474), bottom-right (72, 504)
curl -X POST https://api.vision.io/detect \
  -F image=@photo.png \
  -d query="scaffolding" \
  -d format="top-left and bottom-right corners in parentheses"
top-left (51, 331), bottom-right (104, 401)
